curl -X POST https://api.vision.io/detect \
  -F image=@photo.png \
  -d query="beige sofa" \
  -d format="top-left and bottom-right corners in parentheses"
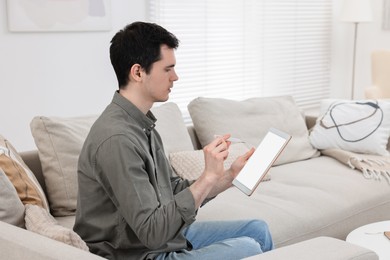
top-left (2, 95), bottom-right (388, 259)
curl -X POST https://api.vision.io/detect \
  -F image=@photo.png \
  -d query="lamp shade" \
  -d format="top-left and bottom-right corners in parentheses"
top-left (340, 0), bottom-right (373, 22)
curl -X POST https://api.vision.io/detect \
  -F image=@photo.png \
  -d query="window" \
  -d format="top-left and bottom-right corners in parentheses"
top-left (148, 0), bottom-right (332, 122)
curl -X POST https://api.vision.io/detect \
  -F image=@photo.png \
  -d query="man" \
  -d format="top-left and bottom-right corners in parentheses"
top-left (74, 21), bottom-right (273, 260)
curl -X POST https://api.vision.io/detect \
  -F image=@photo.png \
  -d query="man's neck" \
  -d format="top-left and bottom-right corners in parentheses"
top-left (119, 88), bottom-right (152, 115)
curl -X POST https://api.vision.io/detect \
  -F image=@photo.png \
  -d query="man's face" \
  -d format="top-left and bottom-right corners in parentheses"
top-left (142, 45), bottom-right (179, 103)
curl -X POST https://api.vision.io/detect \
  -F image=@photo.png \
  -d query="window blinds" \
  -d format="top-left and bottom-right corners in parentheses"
top-left (148, 0), bottom-right (331, 122)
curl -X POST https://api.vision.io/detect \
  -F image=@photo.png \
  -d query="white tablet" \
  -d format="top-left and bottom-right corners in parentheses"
top-left (232, 128), bottom-right (291, 196)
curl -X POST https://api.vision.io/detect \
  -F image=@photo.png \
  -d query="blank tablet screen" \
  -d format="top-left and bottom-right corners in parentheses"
top-left (233, 128), bottom-right (291, 196)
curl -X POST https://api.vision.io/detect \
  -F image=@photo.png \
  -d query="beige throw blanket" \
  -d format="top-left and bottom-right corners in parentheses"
top-left (321, 148), bottom-right (390, 184)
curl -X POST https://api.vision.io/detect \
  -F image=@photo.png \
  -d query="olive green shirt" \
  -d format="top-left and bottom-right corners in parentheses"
top-left (74, 92), bottom-right (196, 260)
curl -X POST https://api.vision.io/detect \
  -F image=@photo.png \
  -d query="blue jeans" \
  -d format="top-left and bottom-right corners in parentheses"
top-left (156, 219), bottom-right (273, 260)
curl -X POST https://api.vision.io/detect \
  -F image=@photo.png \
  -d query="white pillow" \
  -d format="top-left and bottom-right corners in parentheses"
top-left (309, 99), bottom-right (390, 155)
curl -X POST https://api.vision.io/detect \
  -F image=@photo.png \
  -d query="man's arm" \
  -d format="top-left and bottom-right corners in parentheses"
top-left (96, 136), bottom-right (196, 249)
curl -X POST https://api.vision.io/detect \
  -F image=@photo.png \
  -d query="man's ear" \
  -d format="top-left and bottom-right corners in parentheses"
top-left (129, 64), bottom-right (143, 82)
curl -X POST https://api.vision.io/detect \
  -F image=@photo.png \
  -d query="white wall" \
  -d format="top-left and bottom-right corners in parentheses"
top-left (1, 0), bottom-right (389, 151)
top-left (331, 0), bottom-right (390, 99)
top-left (0, 0), bottom-right (147, 151)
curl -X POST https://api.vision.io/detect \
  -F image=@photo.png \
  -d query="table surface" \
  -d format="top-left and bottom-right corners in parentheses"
top-left (346, 221), bottom-right (390, 260)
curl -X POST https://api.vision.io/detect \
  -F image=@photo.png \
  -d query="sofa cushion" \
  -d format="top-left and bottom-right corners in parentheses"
top-left (24, 204), bottom-right (88, 251)
top-left (310, 99), bottom-right (390, 156)
top-left (30, 115), bottom-right (98, 217)
top-left (196, 156), bottom-right (390, 248)
top-left (0, 135), bottom-right (49, 210)
top-left (151, 102), bottom-right (194, 154)
top-left (0, 168), bottom-right (25, 228)
top-left (188, 96), bottom-right (319, 165)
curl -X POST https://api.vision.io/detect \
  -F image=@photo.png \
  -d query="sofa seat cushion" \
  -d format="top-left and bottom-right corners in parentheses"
top-left (55, 215), bottom-right (76, 230)
top-left (196, 156), bottom-right (390, 248)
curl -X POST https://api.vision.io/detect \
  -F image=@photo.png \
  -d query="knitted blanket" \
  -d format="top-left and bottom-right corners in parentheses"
top-left (321, 148), bottom-right (390, 184)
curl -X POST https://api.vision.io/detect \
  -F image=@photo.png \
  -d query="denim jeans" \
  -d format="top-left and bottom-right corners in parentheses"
top-left (155, 219), bottom-right (273, 260)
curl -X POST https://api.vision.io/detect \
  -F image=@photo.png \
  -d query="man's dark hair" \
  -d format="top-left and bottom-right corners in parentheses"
top-left (110, 21), bottom-right (179, 88)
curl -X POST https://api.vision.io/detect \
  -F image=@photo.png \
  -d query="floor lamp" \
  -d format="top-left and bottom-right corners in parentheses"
top-left (340, 0), bottom-right (372, 100)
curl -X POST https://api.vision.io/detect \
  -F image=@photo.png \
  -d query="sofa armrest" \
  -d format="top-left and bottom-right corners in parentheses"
top-left (244, 236), bottom-right (378, 260)
top-left (0, 221), bottom-right (105, 260)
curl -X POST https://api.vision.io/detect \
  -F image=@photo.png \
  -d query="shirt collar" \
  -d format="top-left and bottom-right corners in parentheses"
top-left (111, 91), bottom-right (157, 135)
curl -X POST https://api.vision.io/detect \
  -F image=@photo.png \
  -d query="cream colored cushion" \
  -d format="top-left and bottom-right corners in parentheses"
top-left (309, 99), bottom-right (390, 156)
top-left (188, 96), bottom-right (319, 165)
top-left (0, 168), bottom-right (25, 228)
top-left (197, 156), bottom-right (390, 248)
top-left (30, 115), bottom-right (98, 216)
top-left (0, 135), bottom-right (49, 210)
top-left (24, 204), bottom-right (88, 251)
top-left (152, 102), bottom-right (194, 155)
top-left (169, 143), bottom-right (271, 181)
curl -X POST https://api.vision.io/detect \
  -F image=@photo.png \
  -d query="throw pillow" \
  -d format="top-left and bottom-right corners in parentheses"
top-left (309, 99), bottom-right (390, 155)
top-left (0, 168), bottom-right (25, 228)
top-left (188, 96), bottom-right (319, 165)
top-left (30, 115), bottom-right (98, 216)
top-left (24, 204), bottom-right (89, 251)
top-left (169, 143), bottom-right (271, 181)
top-left (0, 135), bottom-right (49, 210)
top-left (151, 102), bottom-right (194, 155)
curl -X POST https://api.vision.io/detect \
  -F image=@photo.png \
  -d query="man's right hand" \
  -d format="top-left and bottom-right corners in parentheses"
top-left (189, 134), bottom-right (231, 208)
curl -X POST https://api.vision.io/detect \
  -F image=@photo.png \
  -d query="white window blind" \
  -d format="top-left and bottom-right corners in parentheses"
top-left (148, 0), bottom-right (331, 122)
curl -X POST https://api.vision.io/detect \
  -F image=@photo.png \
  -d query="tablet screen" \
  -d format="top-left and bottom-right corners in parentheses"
top-left (232, 128), bottom-right (291, 196)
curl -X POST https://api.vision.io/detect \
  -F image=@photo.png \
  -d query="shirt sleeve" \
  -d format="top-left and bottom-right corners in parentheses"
top-left (94, 135), bottom-right (196, 250)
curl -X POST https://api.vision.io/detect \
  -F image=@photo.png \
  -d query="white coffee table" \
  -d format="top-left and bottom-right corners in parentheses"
top-left (346, 221), bottom-right (390, 260)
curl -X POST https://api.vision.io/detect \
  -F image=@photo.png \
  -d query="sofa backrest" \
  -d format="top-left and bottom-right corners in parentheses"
top-left (19, 111), bottom-right (390, 201)
top-left (20, 150), bottom-right (45, 194)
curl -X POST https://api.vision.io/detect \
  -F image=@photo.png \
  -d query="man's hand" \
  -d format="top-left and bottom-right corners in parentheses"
top-left (206, 147), bottom-right (255, 199)
top-left (229, 147), bottom-right (255, 179)
top-left (203, 134), bottom-right (231, 181)
top-left (189, 134), bottom-right (231, 208)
